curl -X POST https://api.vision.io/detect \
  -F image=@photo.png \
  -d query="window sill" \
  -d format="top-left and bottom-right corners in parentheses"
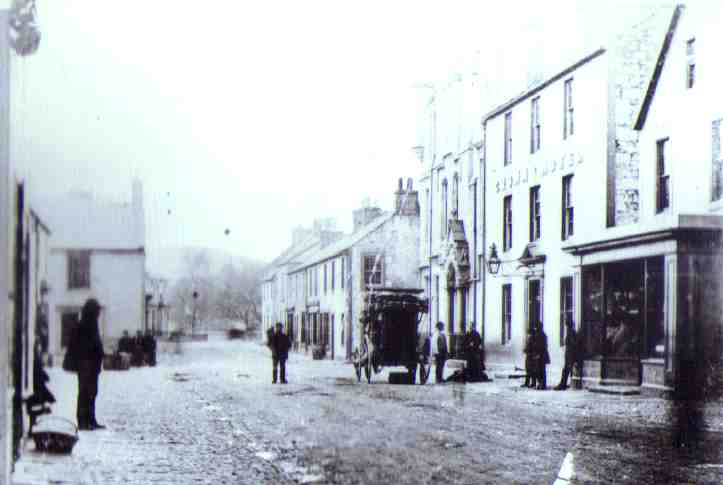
top-left (641, 357), bottom-right (665, 365)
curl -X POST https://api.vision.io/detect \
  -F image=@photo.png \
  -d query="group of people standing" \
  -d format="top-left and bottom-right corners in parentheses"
top-left (118, 329), bottom-right (157, 367)
top-left (523, 322), bottom-right (579, 391)
top-left (431, 321), bottom-right (489, 384)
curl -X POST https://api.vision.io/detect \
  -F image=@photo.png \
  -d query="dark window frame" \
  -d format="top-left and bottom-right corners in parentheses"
top-left (504, 112), bottom-right (512, 165)
top-left (529, 185), bottom-right (541, 242)
top-left (656, 138), bottom-right (670, 213)
top-left (503, 195), bottom-right (513, 251)
top-left (686, 38), bottom-right (695, 89)
top-left (560, 276), bottom-right (574, 347)
top-left (67, 250), bottom-right (91, 289)
top-left (561, 175), bottom-right (574, 240)
top-left (501, 284), bottom-right (512, 344)
top-left (530, 97), bottom-right (541, 153)
top-left (563, 78), bottom-right (574, 139)
top-left (363, 254), bottom-right (383, 287)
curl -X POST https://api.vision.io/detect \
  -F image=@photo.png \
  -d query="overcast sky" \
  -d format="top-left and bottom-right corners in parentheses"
top-left (11, 0), bottom-right (674, 270)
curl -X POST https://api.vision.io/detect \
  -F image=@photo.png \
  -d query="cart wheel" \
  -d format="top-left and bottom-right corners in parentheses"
top-left (418, 360), bottom-right (431, 385)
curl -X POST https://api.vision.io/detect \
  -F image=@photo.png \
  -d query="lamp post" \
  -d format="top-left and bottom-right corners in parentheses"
top-left (191, 290), bottom-right (198, 335)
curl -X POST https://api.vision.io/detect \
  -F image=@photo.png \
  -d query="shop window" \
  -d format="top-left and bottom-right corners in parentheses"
top-left (582, 258), bottom-right (665, 359)
top-left (503, 195), bottom-right (513, 251)
top-left (560, 277), bottom-right (574, 347)
top-left (582, 265), bottom-right (604, 357)
top-left (644, 258), bottom-right (665, 358)
top-left (501, 284), bottom-right (512, 344)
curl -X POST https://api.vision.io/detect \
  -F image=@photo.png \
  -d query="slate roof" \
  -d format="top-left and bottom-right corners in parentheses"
top-left (290, 211), bottom-right (395, 274)
top-left (36, 191), bottom-right (145, 250)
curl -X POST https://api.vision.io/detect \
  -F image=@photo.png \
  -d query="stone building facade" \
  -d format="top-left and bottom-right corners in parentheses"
top-left (415, 74), bottom-right (486, 357)
top-left (276, 180), bottom-right (420, 360)
top-left (480, 4), bottom-right (723, 394)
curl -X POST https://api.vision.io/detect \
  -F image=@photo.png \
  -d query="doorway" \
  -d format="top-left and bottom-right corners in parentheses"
top-left (528, 279), bottom-right (543, 331)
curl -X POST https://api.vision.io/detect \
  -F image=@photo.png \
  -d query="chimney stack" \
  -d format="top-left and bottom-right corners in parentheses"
top-left (394, 177), bottom-right (419, 217)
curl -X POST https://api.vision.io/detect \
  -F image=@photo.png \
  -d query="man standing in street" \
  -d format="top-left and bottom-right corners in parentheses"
top-left (269, 322), bottom-right (291, 384)
top-left (554, 323), bottom-right (577, 390)
top-left (432, 321), bottom-right (448, 383)
top-left (463, 325), bottom-right (483, 382)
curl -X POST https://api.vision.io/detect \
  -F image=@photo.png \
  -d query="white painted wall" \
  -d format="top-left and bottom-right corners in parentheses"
top-left (484, 52), bottom-right (609, 367)
top-left (48, 250), bottom-right (145, 356)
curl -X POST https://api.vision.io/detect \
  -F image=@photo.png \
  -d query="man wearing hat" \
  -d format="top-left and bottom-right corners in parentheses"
top-left (432, 321), bottom-right (448, 383)
top-left (269, 322), bottom-right (291, 384)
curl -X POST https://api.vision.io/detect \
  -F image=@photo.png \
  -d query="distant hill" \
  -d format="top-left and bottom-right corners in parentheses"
top-left (146, 245), bottom-right (267, 282)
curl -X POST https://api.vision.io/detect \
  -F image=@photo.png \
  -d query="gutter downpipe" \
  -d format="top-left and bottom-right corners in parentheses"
top-left (428, 96), bottom-right (436, 336)
top-left (481, 119), bottom-right (487, 348)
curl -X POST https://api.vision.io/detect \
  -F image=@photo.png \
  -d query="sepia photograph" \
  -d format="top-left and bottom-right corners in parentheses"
top-left (2, 0), bottom-right (723, 483)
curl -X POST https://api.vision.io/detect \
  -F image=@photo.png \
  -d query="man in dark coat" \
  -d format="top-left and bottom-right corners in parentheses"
top-left (554, 323), bottom-right (577, 390)
top-left (463, 326), bottom-right (483, 382)
top-left (433, 321), bottom-right (448, 384)
top-left (521, 327), bottom-right (536, 388)
top-left (533, 323), bottom-right (550, 390)
top-left (117, 330), bottom-right (132, 354)
top-left (131, 330), bottom-right (145, 366)
top-left (269, 322), bottom-right (291, 384)
top-left (72, 298), bottom-right (105, 430)
top-left (142, 330), bottom-right (157, 366)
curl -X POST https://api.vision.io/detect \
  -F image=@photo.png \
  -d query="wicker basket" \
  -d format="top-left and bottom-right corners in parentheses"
top-left (30, 416), bottom-right (78, 454)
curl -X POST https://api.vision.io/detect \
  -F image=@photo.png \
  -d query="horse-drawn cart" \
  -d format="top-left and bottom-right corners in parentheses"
top-left (352, 288), bottom-right (430, 384)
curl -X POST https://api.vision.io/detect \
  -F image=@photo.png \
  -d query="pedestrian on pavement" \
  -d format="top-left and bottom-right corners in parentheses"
top-left (534, 322), bottom-right (550, 390)
top-left (463, 325), bottom-right (483, 382)
top-left (117, 330), bottom-right (132, 354)
top-left (554, 323), bottom-right (577, 390)
top-left (71, 298), bottom-right (106, 430)
top-left (131, 330), bottom-right (145, 366)
top-left (269, 322), bottom-right (291, 384)
top-left (522, 327), bottom-right (536, 388)
top-left (142, 330), bottom-right (157, 366)
top-left (432, 321), bottom-right (448, 383)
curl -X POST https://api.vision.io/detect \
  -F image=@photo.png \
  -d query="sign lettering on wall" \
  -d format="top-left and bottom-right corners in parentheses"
top-left (495, 152), bottom-right (583, 193)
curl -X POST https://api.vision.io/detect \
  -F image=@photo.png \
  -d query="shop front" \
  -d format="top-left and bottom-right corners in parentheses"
top-left (565, 225), bottom-right (723, 394)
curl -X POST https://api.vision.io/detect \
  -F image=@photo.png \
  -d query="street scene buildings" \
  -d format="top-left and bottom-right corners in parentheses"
top-left (3, 2), bottom-right (723, 484)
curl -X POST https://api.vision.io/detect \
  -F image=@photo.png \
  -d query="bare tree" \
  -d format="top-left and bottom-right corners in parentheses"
top-left (168, 248), bottom-right (263, 334)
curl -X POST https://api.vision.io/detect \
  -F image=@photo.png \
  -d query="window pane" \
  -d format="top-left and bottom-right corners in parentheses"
top-left (582, 266), bottom-right (603, 356)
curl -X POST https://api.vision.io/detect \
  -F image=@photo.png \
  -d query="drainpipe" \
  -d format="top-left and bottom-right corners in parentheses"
top-left (428, 94), bottom-right (437, 336)
top-left (481, 120), bottom-right (487, 346)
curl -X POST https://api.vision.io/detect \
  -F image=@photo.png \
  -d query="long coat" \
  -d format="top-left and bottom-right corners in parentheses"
top-left (269, 332), bottom-right (291, 360)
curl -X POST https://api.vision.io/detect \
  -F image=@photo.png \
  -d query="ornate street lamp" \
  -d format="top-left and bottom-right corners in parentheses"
top-left (487, 244), bottom-right (502, 275)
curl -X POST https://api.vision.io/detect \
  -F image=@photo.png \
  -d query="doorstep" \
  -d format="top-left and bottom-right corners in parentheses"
top-left (587, 385), bottom-right (641, 396)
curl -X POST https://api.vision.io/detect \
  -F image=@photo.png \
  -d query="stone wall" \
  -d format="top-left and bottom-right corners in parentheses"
top-left (609, 8), bottom-right (674, 226)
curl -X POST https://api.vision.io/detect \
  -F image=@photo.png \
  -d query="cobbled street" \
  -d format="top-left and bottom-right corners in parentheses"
top-left (14, 335), bottom-right (723, 485)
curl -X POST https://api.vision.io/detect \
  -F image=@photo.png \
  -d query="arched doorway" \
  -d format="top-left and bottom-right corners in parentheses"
top-left (447, 265), bottom-right (456, 336)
